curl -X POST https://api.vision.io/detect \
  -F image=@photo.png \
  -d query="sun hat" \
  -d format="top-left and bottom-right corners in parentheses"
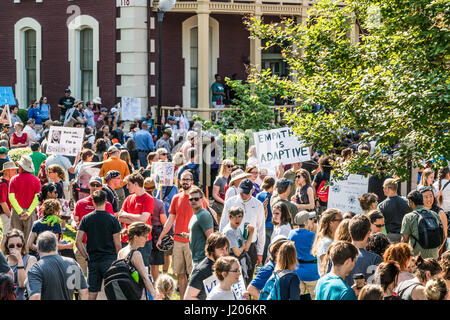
top-left (93, 97), bottom-right (102, 104)
top-left (17, 155), bottom-right (34, 173)
top-left (229, 169), bottom-right (251, 185)
top-left (1, 161), bottom-right (18, 172)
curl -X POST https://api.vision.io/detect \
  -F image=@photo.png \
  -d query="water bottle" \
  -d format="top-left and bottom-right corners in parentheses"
top-left (242, 222), bottom-right (249, 240)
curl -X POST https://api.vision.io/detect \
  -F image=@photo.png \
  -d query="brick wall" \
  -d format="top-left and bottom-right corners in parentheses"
top-left (0, 0), bottom-right (116, 119)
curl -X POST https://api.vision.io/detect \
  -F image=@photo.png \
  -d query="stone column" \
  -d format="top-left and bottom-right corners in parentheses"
top-left (116, 0), bottom-right (149, 116)
top-left (196, 0), bottom-right (211, 120)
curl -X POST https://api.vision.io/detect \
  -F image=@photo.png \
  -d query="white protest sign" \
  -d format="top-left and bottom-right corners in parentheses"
top-left (203, 273), bottom-right (247, 300)
top-left (327, 174), bottom-right (369, 214)
top-left (121, 97), bottom-right (141, 121)
top-left (151, 162), bottom-right (175, 187)
top-left (46, 126), bottom-right (84, 157)
top-left (253, 127), bottom-right (310, 169)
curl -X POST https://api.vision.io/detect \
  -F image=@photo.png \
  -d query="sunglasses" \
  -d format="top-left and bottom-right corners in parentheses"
top-left (374, 224), bottom-right (385, 228)
top-left (161, 153), bottom-right (169, 156)
top-left (295, 175), bottom-right (302, 179)
top-left (189, 197), bottom-right (201, 202)
top-left (90, 183), bottom-right (102, 188)
top-left (8, 243), bottom-right (23, 249)
top-left (145, 187), bottom-right (155, 191)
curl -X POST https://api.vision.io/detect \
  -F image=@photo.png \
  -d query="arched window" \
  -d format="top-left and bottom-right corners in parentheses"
top-left (14, 18), bottom-right (42, 108)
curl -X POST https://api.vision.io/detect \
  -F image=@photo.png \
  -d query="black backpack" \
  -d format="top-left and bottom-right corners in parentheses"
top-left (411, 209), bottom-right (444, 250)
top-left (104, 250), bottom-right (145, 300)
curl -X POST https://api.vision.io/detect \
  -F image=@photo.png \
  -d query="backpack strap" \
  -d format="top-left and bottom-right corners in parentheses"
top-left (441, 180), bottom-right (450, 192)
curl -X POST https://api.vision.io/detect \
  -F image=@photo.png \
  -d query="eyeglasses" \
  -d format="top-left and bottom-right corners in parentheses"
top-left (374, 224), bottom-right (385, 228)
top-left (161, 153), bottom-right (169, 156)
top-left (8, 243), bottom-right (23, 249)
top-left (227, 165), bottom-right (234, 168)
top-left (189, 197), bottom-right (201, 202)
top-left (181, 178), bottom-right (192, 182)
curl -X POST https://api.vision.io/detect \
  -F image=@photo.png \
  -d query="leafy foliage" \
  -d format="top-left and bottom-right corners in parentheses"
top-left (8, 147), bottom-right (32, 162)
top-left (245, 0), bottom-right (449, 180)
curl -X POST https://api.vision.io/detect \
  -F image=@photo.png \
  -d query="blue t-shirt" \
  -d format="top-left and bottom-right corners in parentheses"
top-left (315, 274), bottom-right (357, 300)
top-left (288, 229), bottom-right (320, 282)
top-left (27, 107), bottom-right (42, 124)
top-left (39, 104), bottom-right (51, 120)
top-left (249, 260), bottom-right (275, 291)
top-left (31, 217), bottom-right (62, 238)
top-left (256, 191), bottom-right (273, 228)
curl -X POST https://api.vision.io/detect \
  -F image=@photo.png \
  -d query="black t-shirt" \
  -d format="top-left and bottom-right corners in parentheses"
top-left (188, 257), bottom-right (214, 300)
top-left (377, 196), bottom-right (411, 234)
top-left (313, 170), bottom-right (331, 206)
top-left (112, 129), bottom-right (125, 145)
top-left (55, 181), bottom-right (64, 199)
top-left (78, 210), bottom-right (122, 262)
top-left (58, 96), bottom-right (75, 116)
top-left (72, 108), bottom-right (83, 120)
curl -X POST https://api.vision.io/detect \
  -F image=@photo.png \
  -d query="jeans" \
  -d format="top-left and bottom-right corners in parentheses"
top-left (138, 151), bottom-right (149, 168)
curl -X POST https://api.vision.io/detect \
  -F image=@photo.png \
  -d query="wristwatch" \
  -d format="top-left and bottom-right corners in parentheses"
top-left (17, 266), bottom-right (25, 270)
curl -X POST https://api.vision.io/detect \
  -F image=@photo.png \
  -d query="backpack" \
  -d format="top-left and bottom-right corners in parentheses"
top-left (259, 270), bottom-right (294, 300)
top-left (410, 209), bottom-right (444, 250)
top-left (316, 180), bottom-right (329, 203)
top-left (104, 250), bottom-right (145, 300)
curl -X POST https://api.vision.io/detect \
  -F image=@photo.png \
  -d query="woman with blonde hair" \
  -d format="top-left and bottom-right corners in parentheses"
top-left (425, 277), bottom-right (448, 300)
top-left (291, 169), bottom-right (315, 212)
top-left (155, 274), bottom-right (176, 300)
top-left (117, 222), bottom-right (158, 300)
top-left (334, 219), bottom-right (352, 242)
top-left (417, 168), bottom-right (436, 191)
top-left (211, 159), bottom-right (234, 220)
top-left (311, 208), bottom-right (343, 276)
top-left (120, 149), bottom-right (134, 176)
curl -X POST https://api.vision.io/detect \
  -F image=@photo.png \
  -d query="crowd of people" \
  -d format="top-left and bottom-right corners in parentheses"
top-left (0, 94), bottom-right (449, 301)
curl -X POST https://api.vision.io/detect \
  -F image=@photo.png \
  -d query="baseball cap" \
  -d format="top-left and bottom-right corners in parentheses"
top-left (100, 107), bottom-right (108, 112)
top-left (107, 146), bottom-right (119, 154)
top-left (89, 176), bottom-right (103, 186)
top-left (163, 128), bottom-right (172, 136)
top-left (276, 178), bottom-right (292, 190)
top-left (111, 107), bottom-right (118, 114)
top-left (238, 179), bottom-right (254, 195)
top-left (167, 116), bottom-right (176, 121)
top-left (65, 88), bottom-right (71, 93)
top-left (105, 170), bottom-right (121, 182)
top-left (0, 147), bottom-right (8, 155)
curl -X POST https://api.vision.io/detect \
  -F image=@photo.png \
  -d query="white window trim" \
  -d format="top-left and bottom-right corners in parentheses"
top-left (182, 15), bottom-right (219, 109)
top-left (14, 17), bottom-right (42, 108)
top-left (68, 15), bottom-right (99, 100)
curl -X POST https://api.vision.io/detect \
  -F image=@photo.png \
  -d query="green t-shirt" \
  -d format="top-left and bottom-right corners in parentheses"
top-left (29, 152), bottom-right (47, 176)
top-left (400, 206), bottom-right (441, 259)
top-left (211, 82), bottom-right (225, 103)
top-left (188, 208), bottom-right (214, 263)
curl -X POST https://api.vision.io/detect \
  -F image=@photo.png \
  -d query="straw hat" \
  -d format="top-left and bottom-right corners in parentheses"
top-left (229, 169), bottom-right (251, 185)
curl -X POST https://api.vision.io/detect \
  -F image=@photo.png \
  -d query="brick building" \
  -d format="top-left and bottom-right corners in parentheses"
top-left (0, 0), bottom-right (359, 120)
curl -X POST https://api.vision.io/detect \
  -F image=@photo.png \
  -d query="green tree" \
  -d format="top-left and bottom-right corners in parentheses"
top-left (245, 0), bottom-right (449, 180)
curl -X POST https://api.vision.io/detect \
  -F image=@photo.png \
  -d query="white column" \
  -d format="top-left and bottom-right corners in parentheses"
top-left (116, 0), bottom-right (149, 116)
top-left (197, 0), bottom-right (210, 120)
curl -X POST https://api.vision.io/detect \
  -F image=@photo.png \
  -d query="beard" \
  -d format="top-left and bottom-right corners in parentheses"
top-left (181, 183), bottom-right (191, 191)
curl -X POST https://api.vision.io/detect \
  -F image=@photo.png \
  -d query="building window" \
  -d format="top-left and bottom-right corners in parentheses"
top-left (24, 29), bottom-right (37, 106)
top-left (190, 27), bottom-right (198, 108)
top-left (80, 28), bottom-right (93, 102)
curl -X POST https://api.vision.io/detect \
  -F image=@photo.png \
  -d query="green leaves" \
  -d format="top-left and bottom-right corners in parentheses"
top-left (245, 0), bottom-right (449, 180)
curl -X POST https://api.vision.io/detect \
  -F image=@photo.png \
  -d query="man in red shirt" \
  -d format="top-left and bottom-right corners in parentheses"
top-left (117, 172), bottom-right (154, 269)
top-left (9, 155), bottom-right (41, 241)
top-left (156, 170), bottom-right (206, 300)
top-left (0, 161), bottom-right (18, 249)
top-left (71, 176), bottom-right (114, 274)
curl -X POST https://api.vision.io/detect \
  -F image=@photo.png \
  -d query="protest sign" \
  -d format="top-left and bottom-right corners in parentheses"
top-left (121, 97), bottom-right (141, 121)
top-left (46, 126), bottom-right (84, 157)
top-left (76, 162), bottom-right (103, 200)
top-left (327, 174), bottom-right (369, 214)
top-left (254, 127), bottom-right (310, 169)
top-left (151, 162), bottom-right (175, 187)
top-left (203, 273), bottom-right (247, 300)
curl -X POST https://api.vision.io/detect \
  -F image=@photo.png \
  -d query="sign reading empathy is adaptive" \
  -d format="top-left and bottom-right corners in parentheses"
top-left (327, 174), bottom-right (369, 214)
top-left (46, 126), bottom-right (85, 157)
top-left (254, 127), bottom-right (310, 168)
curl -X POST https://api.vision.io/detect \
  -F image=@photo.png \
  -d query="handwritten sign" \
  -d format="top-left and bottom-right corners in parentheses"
top-left (253, 127), bottom-right (310, 169)
top-left (121, 97), bottom-right (141, 121)
top-left (46, 126), bottom-right (84, 157)
top-left (76, 162), bottom-right (103, 201)
top-left (327, 174), bottom-right (369, 214)
top-left (203, 273), bottom-right (247, 300)
top-left (151, 162), bottom-right (175, 187)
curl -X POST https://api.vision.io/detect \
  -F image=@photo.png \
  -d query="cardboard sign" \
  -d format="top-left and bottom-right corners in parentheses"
top-left (151, 162), bottom-right (175, 187)
top-left (121, 97), bottom-right (141, 121)
top-left (327, 174), bottom-right (369, 214)
top-left (46, 126), bottom-right (85, 157)
top-left (254, 127), bottom-right (310, 169)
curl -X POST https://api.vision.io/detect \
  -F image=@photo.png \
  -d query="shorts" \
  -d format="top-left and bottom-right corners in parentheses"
top-left (138, 241), bottom-right (152, 267)
top-left (300, 280), bottom-right (318, 300)
top-left (87, 256), bottom-right (116, 292)
top-left (172, 241), bottom-right (192, 275)
top-left (149, 247), bottom-right (165, 266)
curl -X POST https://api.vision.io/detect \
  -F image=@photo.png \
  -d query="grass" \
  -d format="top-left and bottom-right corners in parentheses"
top-left (0, 218), bottom-right (181, 300)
